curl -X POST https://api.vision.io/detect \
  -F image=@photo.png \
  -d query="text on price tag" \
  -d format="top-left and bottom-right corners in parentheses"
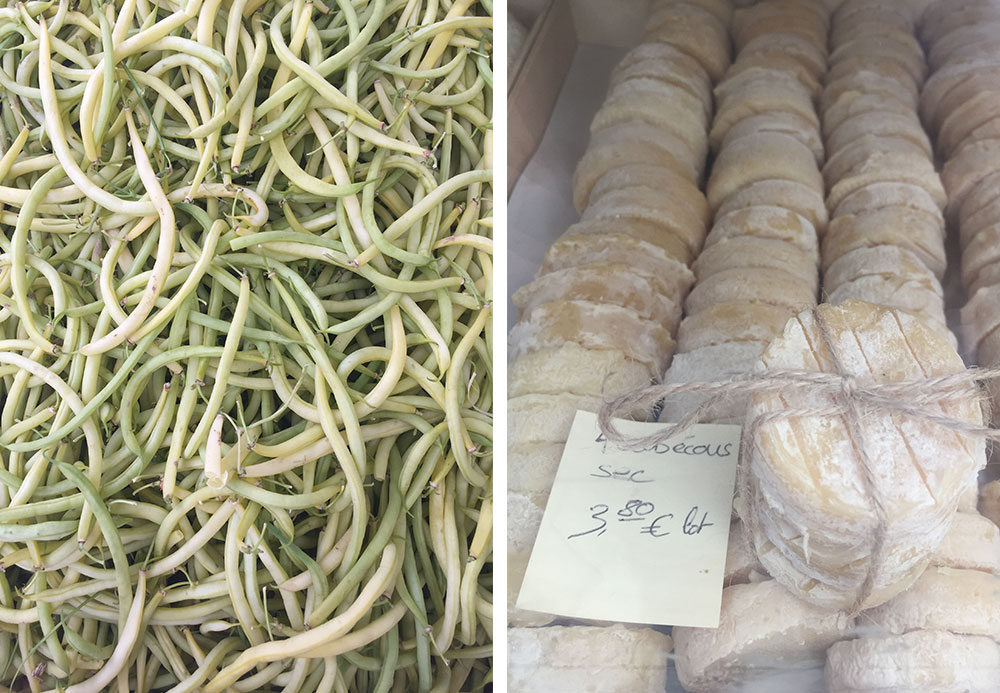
top-left (516, 411), bottom-right (740, 627)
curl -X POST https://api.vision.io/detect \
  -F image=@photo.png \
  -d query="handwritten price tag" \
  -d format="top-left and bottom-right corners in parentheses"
top-left (516, 411), bottom-right (740, 627)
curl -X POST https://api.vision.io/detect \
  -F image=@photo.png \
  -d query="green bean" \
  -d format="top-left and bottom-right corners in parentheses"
top-left (0, 0), bottom-right (492, 689)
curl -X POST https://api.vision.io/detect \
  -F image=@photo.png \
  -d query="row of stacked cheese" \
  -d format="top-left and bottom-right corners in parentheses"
top-left (508, 0), bottom-right (732, 689)
top-left (508, 0), bottom-right (1000, 690)
top-left (680, 1), bottom-right (1000, 691)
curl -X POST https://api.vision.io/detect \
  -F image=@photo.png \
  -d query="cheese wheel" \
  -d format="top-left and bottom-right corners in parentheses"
top-left (508, 442), bottom-right (564, 499)
top-left (921, 6), bottom-right (1000, 47)
top-left (559, 218), bottom-right (693, 266)
top-left (722, 51), bottom-right (824, 98)
top-left (661, 0), bottom-right (734, 24)
top-left (958, 171), bottom-right (1000, 248)
top-left (714, 179), bottom-right (828, 232)
top-left (591, 82), bottom-right (709, 164)
top-left (673, 580), bottom-right (854, 693)
top-left (611, 43), bottom-right (712, 113)
top-left (508, 624), bottom-right (672, 693)
top-left (821, 212), bottom-right (947, 280)
top-left (931, 512), bottom-right (1000, 575)
top-left (932, 78), bottom-right (1000, 155)
top-left (928, 68), bottom-right (1000, 137)
top-left (717, 111), bottom-right (823, 164)
top-left (827, 57), bottom-right (922, 101)
top-left (660, 341), bottom-right (768, 424)
top-left (960, 285), bottom-right (1000, 352)
top-left (733, 0), bottom-right (830, 28)
top-left (736, 33), bottom-right (827, 80)
top-left (864, 566), bottom-right (1000, 638)
top-left (507, 393), bottom-right (601, 446)
top-left (831, 18), bottom-right (914, 47)
top-left (616, 40), bottom-right (713, 76)
top-left (829, 34), bottom-right (927, 86)
top-left (821, 72), bottom-right (919, 115)
top-left (714, 65), bottom-right (816, 106)
top-left (962, 224), bottom-right (1000, 295)
top-left (513, 264), bottom-right (685, 328)
top-left (746, 301), bottom-right (987, 610)
top-left (732, 10), bottom-right (828, 53)
top-left (929, 23), bottom-right (1000, 71)
top-left (609, 60), bottom-right (713, 120)
top-left (693, 237), bottom-right (819, 291)
top-left (823, 91), bottom-right (917, 138)
top-left (584, 163), bottom-right (709, 222)
top-left (711, 84), bottom-right (819, 152)
top-left (572, 122), bottom-right (702, 206)
top-left (507, 443), bottom-right (564, 499)
top-left (508, 300), bottom-right (676, 374)
top-left (706, 132), bottom-right (824, 209)
top-left (749, 483), bottom-right (926, 608)
top-left (921, 0), bottom-right (1000, 40)
top-left (685, 267), bottom-right (817, 315)
top-left (507, 490), bottom-right (555, 627)
top-left (943, 138), bottom-right (1000, 217)
top-left (825, 149), bottom-right (946, 213)
top-left (508, 344), bottom-right (656, 399)
top-left (824, 246), bottom-right (943, 297)
top-left (540, 233), bottom-right (690, 276)
top-left (826, 112), bottom-right (932, 160)
top-left (822, 135), bottom-right (933, 191)
top-left (938, 86), bottom-right (1000, 158)
top-left (581, 185), bottom-right (708, 253)
top-left (832, 181), bottom-right (942, 221)
top-left (922, 63), bottom-right (1000, 135)
top-left (825, 630), bottom-right (1000, 693)
top-left (835, 0), bottom-right (917, 29)
top-left (947, 113), bottom-right (1000, 162)
top-left (981, 480), bottom-right (1000, 530)
top-left (708, 134), bottom-right (823, 211)
top-left (643, 5), bottom-right (731, 81)
top-left (824, 280), bottom-right (950, 344)
top-left (676, 302), bottom-right (793, 352)
top-left (705, 206), bottom-right (819, 257)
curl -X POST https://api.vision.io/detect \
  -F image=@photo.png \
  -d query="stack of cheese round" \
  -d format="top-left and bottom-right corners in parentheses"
top-left (662, 0), bottom-right (827, 425)
top-left (509, 624), bottom-right (674, 693)
top-left (744, 300), bottom-right (987, 613)
top-left (819, 0), bottom-right (954, 348)
top-left (507, 0), bottom-right (725, 640)
top-left (921, 0), bottom-right (1000, 416)
top-left (825, 512), bottom-right (1000, 692)
top-left (671, 6), bottom-right (848, 691)
top-left (674, 579), bottom-right (855, 692)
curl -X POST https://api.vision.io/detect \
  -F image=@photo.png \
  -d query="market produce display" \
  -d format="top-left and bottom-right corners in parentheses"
top-left (506, 0), bottom-right (726, 685)
top-left (0, 0), bottom-right (493, 691)
top-left (661, 0), bottom-right (825, 429)
top-left (746, 301), bottom-right (985, 611)
top-left (510, 0), bottom-right (1000, 690)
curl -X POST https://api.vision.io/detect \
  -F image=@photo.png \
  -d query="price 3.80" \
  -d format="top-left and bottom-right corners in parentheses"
top-left (567, 501), bottom-right (714, 540)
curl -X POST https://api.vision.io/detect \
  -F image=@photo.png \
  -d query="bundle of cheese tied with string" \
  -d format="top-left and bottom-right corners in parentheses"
top-left (743, 300), bottom-right (988, 612)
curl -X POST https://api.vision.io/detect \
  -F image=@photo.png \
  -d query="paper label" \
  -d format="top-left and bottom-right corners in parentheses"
top-left (516, 411), bottom-right (740, 627)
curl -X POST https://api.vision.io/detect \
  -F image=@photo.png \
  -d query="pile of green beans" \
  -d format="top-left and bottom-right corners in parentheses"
top-left (0, 0), bottom-right (493, 690)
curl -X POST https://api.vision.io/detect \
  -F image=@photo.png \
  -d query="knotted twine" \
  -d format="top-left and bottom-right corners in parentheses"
top-left (597, 322), bottom-right (1000, 617)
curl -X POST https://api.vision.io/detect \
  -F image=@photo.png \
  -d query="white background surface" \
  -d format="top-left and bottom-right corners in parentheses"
top-left (506, 44), bottom-right (625, 332)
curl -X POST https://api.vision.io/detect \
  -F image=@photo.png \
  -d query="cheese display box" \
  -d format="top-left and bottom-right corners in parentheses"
top-left (506, 0), bottom-right (1000, 690)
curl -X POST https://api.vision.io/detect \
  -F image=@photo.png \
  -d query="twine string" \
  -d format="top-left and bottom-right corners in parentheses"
top-left (597, 351), bottom-right (1000, 617)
